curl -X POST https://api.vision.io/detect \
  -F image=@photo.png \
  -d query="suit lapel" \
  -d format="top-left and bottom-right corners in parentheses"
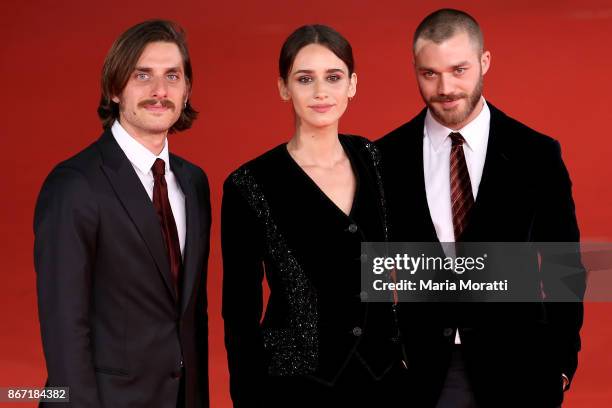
top-left (409, 110), bottom-right (439, 242)
top-left (171, 156), bottom-right (201, 316)
top-left (462, 104), bottom-right (512, 240)
top-left (96, 131), bottom-right (177, 303)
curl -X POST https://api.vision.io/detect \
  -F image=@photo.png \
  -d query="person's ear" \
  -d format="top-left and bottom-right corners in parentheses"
top-left (277, 77), bottom-right (290, 101)
top-left (348, 72), bottom-right (357, 98)
top-left (481, 50), bottom-right (491, 76)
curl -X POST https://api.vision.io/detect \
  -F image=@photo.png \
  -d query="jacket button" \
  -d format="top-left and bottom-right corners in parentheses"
top-left (443, 328), bottom-right (454, 337)
top-left (352, 326), bottom-right (363, 337)
top-left (348, 224), bottom-right (358, 233)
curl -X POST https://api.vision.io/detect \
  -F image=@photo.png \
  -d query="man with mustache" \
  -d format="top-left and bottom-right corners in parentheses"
top-left (377, 8), bottom-right (584, 408)
top-left (34, 20), bottom-right (210, 407)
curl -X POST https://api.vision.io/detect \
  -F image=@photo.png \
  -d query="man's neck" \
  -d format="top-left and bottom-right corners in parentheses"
top-left (119, 122), bottom-right (167, 156)
top-left (131, 134), bottom-right (166, 156)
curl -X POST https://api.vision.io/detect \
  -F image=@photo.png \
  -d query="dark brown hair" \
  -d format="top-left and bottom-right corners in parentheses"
top-left (413, 9), bottom-right (484, 54)
top-left (279, 24), bottom-right (354, 83)
top-left (97, 19), bottom-right (197, 132)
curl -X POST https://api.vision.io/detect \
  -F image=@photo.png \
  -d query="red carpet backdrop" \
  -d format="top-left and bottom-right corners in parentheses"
top-left (2, 0), bottom-right (611, 406)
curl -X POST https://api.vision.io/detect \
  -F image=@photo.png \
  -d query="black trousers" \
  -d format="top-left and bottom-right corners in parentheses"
top-left (435, 347), bottom-right (478, 408)
top-left (176, 368), bottom-right (185, 408)
top-left (434, 347), bottom-right (563, 408)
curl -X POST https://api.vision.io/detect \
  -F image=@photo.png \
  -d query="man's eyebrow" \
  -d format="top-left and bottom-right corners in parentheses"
top-left (416, 61), bottom-right (472, 71)
top-left (452, 61), bottom-right (471, 68)
top-left (133, 66), bottom-right (183, 72)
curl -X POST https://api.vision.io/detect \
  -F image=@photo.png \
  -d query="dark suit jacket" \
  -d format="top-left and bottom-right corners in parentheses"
top-left (34, 130), bottom-right (211, 408)
top-left (376, 103), bottom-right (585, 408)
top-left (221, 136), bottom-right (404, 407)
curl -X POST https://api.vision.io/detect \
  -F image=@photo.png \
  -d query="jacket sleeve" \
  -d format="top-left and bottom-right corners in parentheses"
top-left (534, 140), bottom-right (585, 387)
top-left (196, 168), bottom-right (211, 408)
top-left (221, 176), bottom-right (267, 408)
top-left (33, 166), bottom-right (101, 407)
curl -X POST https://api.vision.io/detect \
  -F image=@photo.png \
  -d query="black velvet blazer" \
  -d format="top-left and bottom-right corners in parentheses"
top-left (221, 135), bottom-right (403, 407)
top-left (376, 104), bottom-right (585, 408)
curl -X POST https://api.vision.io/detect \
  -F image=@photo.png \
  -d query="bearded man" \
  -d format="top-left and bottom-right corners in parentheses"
top-left (376, 8), bottom-right (584, 408)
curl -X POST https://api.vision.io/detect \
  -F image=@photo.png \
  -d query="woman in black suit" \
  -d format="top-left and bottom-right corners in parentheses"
top-left (222, 25), bottom-right (407, 407)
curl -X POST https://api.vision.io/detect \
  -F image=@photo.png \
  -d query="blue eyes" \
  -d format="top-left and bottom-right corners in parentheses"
top-left (134, 73), bottom-right (181, 81)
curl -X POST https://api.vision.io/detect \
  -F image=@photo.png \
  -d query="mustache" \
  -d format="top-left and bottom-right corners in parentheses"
top-left (430, 93), bottom-right (468, 103)
top-left (138, 99), bottom-right (176, 109)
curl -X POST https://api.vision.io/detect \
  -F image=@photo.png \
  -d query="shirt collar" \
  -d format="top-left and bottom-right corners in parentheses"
top-left (424, 97), bottom-right (491, 153)
top-left (111, 121), bottom-right (171, 175)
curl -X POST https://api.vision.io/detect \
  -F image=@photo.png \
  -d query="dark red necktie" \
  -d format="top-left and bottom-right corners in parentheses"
top-left (151, 158), bottom-right (182, 295)
top-left (449, 132), bottom-right (474, 240)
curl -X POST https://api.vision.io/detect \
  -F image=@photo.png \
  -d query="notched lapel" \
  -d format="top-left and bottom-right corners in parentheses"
top-left (171, 157), bottom-right (202, 316)
top-left (463, 106), bottom-right (513, 239)
top-left (96, 131), bottom-right (177, 304)
top-left (402, 110), bottom-right (439, 242)
top-left (412, 127), bottom-right (439, 242)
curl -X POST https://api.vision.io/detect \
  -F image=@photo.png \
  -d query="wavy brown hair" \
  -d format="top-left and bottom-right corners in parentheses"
top-left (97, 19), bottom-right (197, 133)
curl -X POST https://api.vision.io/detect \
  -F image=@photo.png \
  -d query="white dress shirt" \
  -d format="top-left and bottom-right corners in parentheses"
top-left (423, 98), bottom-right (491, 343)
top-left (111, 121), bottom-right (186, 257)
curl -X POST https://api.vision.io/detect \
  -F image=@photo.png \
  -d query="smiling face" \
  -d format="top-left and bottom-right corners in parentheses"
top-left (112, 41), bottom-right (188, 139)
top-left (414, 31), bottom-right (490, 130)
top-left (278, 43), bottom-right (357, 131)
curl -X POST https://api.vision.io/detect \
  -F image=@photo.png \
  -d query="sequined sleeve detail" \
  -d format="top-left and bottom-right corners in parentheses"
top-left (229, 166), bottom-right (319, 376)
top-left (359, 138), bottom-right (390, 241)
top-left (356, 138), bottom-right (398, 307)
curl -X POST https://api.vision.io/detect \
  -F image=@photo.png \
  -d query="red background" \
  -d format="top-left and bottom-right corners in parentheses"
top-left (2, 1), bottom-right (612, 407)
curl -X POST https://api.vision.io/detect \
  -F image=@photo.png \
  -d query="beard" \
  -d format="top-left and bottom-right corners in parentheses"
top-left (422, 74), bottom-right (483, 128)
